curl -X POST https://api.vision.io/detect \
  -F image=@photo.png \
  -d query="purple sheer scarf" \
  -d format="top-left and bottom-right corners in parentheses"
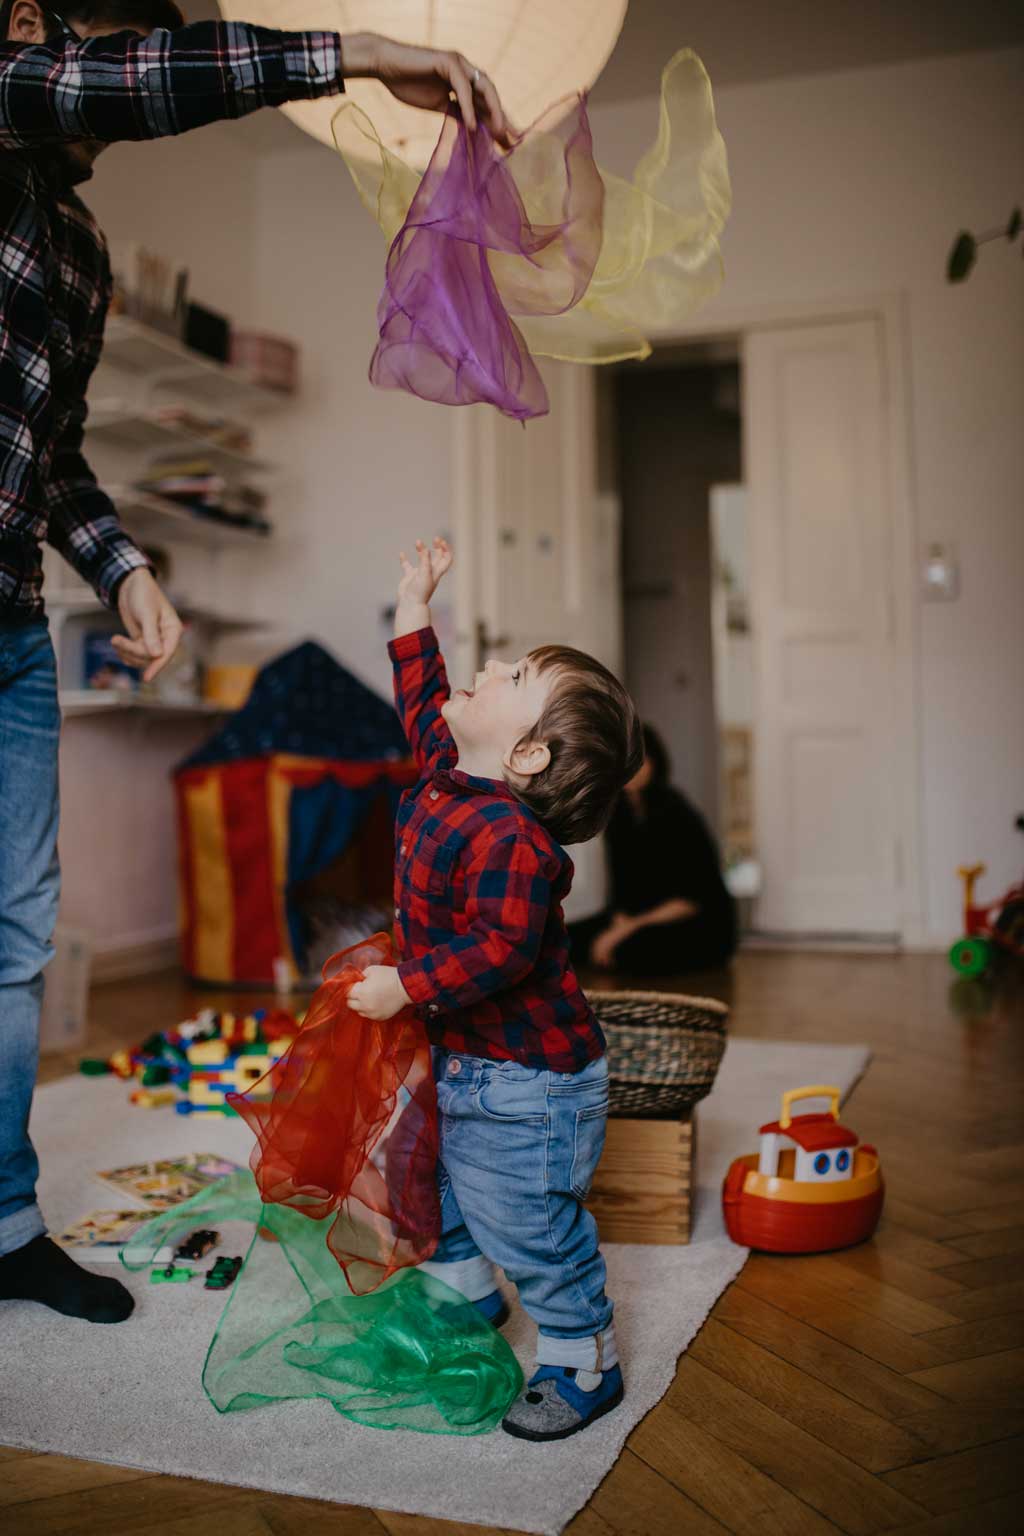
top-left (371, 99), bottom-right (603, 421)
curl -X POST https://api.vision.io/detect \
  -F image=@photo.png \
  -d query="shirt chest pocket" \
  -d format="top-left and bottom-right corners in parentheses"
top-left (402, 829), bottom-right (455, 897)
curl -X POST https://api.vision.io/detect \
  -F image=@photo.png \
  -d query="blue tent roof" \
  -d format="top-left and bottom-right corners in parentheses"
top-left (179, 641), bottom-right (409, 770)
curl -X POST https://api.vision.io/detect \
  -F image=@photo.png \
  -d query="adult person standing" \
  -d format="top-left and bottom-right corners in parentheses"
top-left (569, 723), bottom-right (738, 976)
top-left (0, 1), bottom-right (509, 1325)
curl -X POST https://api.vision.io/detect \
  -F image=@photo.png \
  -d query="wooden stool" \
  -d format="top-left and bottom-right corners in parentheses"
top-left (583, 988), bottom-right (728, 1246)
top-left (586, 1114), bottom-right (695, 1245)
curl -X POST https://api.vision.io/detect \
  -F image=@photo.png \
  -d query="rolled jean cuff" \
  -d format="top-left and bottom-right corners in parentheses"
top-left (0, 1200), bottom-right (46, 1259)
top-left (537, 1322), bottom-right (618, 1373)
top-left (419, 1253), bottom-right (499, 1303)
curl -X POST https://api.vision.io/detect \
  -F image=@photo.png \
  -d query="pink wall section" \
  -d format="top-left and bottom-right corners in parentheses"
top-left (58, 718), bottom-right (209, 962)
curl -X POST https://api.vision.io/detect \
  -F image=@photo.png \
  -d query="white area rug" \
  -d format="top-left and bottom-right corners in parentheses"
top-left (0, 1039), bottom-right (870, 1534)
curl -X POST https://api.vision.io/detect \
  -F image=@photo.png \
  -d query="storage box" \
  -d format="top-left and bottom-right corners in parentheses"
top-left (39, 927), bottom-right (93, 1054)
top-left (586, 1113), bottom-right (695, 1245)
top-left (230, 330), bottom-right (300, 393)
top-left (203, 663), bottom-right (257, 711)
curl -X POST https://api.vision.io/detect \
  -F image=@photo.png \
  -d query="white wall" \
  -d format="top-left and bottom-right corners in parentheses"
top-left (57, 46), bottom-right (1023, 954)
top-left (56, 116), bottom-right (453, 956)
top-left (86, 121), bottom-right (261, 319)
top-left (245, 144), bottom-right (453, 701)
top-left (596, 47), bottom-right (1024, 943)
top-left (56, 123), bottom-right (266, 956)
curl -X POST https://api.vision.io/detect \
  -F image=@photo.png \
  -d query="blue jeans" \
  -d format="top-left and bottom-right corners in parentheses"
top-left (421, 1048), bottom-right (617, 1373)
top-left (0, 621), bottom-right (60, 1258)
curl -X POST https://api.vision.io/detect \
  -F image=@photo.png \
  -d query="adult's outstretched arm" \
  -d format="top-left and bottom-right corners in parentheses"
top-left (0, 21), bottom-right (342, 148)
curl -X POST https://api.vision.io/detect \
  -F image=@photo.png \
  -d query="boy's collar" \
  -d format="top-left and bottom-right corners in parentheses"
top-left (434, 765), bottom-right (518, 803)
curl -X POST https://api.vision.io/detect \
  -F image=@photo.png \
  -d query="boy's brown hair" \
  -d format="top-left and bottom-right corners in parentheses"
top-left (511, 645), bottom-right (643, 846)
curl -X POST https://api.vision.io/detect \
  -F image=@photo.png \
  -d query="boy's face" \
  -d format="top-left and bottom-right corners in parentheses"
top-left (442, 653), bottom-right (556, 774)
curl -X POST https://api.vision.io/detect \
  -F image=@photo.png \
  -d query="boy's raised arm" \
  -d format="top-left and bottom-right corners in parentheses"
top-left (388, 537), bottom-right (457, 776)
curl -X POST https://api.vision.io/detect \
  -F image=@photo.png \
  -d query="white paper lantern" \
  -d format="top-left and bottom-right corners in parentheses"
top-left (217, 1), bottom-right (628, 167)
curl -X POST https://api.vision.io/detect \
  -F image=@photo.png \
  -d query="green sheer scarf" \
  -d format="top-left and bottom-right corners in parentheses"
top-left (122, 1171), bottom-right (522, 1435)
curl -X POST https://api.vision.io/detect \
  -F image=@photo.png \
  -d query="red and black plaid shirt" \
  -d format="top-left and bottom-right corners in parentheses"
top-left (0, 22), bottom-right (343, 621)
top-left (389, 626), bottom-right (604, 1073)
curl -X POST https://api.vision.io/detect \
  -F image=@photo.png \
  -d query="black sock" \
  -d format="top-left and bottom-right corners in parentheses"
top-left (0, 1235), bottom-right (135, 1323)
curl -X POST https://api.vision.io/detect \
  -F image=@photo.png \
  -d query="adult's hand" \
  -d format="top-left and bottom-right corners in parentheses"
top-left (341, 31), bottom-right (513, 147)
top-left (590, 912), bottom-right (637, 970)
top-left (112, 568), bottom-right (183, 683)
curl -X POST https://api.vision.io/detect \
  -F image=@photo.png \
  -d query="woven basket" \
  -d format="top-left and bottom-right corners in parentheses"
top-left (590, 990), bottom-right (729, 1120)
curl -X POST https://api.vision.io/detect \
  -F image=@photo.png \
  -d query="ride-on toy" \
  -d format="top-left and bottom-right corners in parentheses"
top-left (949, 817), bottom-right (1024, 977)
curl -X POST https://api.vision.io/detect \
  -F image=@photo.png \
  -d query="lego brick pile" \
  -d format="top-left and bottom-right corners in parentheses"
top-left (80, 1006), bottom-right (304, 1115)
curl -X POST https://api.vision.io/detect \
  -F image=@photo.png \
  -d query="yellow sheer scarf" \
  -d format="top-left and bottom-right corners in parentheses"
top-left (334, 49), bottom-right (731, 365)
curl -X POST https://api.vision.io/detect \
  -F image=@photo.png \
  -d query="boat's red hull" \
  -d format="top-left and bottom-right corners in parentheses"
top-left (723, 1164), bottom-right (884, 1253)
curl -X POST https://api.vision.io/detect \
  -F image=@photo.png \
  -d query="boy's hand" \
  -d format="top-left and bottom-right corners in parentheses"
top-left (348, 965), bottom-right (413, 1021)
top-left (393, 537), bottom-right (453, 639)
top-left (398, 537), bottom-right (452, 607)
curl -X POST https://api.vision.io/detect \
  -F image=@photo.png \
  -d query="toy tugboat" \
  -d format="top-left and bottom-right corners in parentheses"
top-left (722, 1084), bottom-right (884, 1253)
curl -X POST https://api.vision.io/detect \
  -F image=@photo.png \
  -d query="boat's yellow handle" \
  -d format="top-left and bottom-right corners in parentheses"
top-left (779, 1085), bottom-right (841, 1128)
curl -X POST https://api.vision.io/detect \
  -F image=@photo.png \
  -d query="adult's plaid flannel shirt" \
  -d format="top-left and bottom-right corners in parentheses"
top-left (0, 22), bottom-right (342, 620)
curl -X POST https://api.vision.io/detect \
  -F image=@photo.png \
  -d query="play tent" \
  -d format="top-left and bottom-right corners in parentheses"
top-left (174, 642), bottom-right (415, 985)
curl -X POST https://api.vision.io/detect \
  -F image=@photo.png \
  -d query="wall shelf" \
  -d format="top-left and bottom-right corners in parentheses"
top-left (87, 409), bottom-right (273, 477)
top-left (98, 315), bottom-right (287, 412)
top-left (107, 489), bottom-right (272, 550)
top-left (51, 315), bottom-right (289, 729)
top-left (59, 689), bottom-right (227, 719)
top-left (46, 591), bottom-right (265, 633)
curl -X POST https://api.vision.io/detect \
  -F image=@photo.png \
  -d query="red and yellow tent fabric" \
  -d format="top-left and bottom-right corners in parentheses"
top-left (174, 643), bottom-right (415, 985)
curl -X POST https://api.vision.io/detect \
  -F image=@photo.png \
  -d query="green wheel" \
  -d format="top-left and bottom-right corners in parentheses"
top-left (949, 936), bottom-right (992, 977)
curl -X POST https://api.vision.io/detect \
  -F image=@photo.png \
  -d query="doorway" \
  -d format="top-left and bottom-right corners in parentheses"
top-left (452, 297), bottom-right (921, 942)
top-left (608, 342), bottom-right (750, 902)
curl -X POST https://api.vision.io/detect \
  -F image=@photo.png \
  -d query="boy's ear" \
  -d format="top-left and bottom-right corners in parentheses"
top-left (504, 738), bottom-right (551, 780)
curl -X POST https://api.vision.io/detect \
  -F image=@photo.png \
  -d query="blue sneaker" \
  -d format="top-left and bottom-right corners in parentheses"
top-left (502, 1363), bottom-right (624, 1441)
top-left (435, 1287), bottom-right (510, 1330)
top-left (473, 1288), bottom-right (511, 1328)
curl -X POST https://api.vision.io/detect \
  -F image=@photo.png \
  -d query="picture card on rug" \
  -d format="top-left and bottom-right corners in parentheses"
top-left (95, 1153), bottom-right (243, 1210)
top-left (55, 1209), bottom-right (174, 1264)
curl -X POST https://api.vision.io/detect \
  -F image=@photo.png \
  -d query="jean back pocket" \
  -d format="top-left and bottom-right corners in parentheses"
top-left (570, 1102), bottom-right (608, 1200)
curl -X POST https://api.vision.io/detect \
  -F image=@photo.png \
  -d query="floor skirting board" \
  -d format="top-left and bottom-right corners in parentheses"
top-left (90, 929), bottom-right (180, 983)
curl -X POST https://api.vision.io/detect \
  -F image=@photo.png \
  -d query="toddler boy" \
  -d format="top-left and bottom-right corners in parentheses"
top-left (349, 537), bottom-right (642, 1440)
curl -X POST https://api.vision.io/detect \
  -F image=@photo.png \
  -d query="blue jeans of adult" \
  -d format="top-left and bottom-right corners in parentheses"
top-left (0, 621), bottom-right (60, 1259)
top-left (421, 1048), bottom-right (617, 1374)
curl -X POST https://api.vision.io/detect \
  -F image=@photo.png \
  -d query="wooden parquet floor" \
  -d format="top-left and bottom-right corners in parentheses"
top-left (3, 950), bottom-right (1023, 1535)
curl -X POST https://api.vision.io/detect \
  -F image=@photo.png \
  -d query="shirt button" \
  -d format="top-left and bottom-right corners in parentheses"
top-left (400, 842), bottom-right (407, 855)
top-left (429, 1004), bottom-right (441, 1016)
top-left (429, 789), bottom-right (440, 801)
top-left (394, 907), bottom-right (401, 920)
top-left (447, 1055), bottom-right (460, 1071)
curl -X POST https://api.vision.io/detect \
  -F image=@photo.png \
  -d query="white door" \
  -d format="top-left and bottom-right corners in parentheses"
top-left (745, 319), bottom-right (901, 935)
top-left (451, 361), bottom-right (619, 917)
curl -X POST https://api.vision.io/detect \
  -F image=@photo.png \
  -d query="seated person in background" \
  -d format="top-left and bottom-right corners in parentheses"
top-left (570, 723), bottom-right (737, 976)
